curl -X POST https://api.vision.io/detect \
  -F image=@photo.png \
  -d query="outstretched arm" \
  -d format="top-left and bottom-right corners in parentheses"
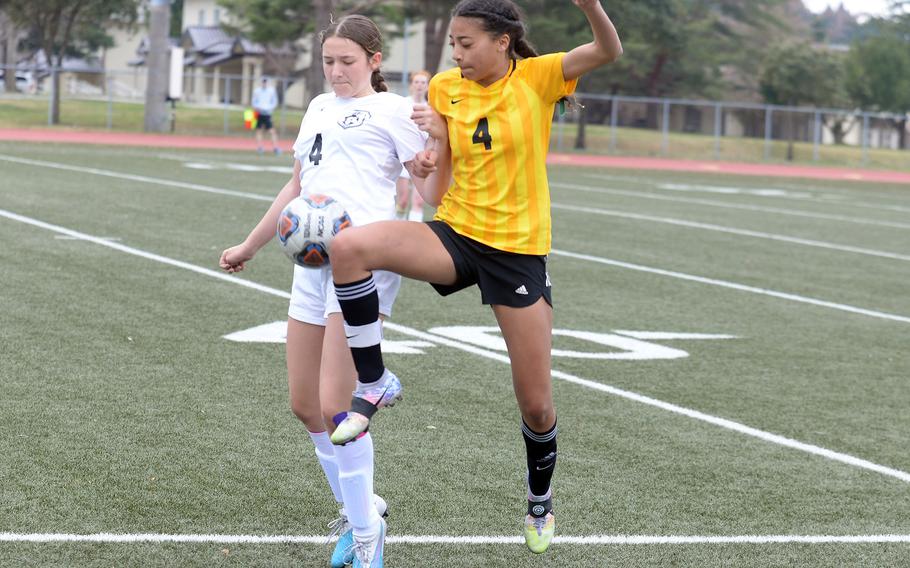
top-left (220, 159), bottom-right (302, 273)
top-left (561, 0), bottom-right (623, 81)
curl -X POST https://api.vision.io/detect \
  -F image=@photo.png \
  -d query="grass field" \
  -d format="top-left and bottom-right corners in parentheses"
top-left (1, 141), bottom-right (909, 566)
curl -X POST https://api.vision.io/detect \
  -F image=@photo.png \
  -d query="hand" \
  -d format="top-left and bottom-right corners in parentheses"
top-left (410, 147), bottom-right (438, 178)
top-left (219, 243), bottom-right (254, 273)
top-left (411, 104), bottom-right (447, 140)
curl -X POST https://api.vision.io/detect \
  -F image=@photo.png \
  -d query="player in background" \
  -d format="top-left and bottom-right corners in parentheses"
top-left (395, 70), bottom-right (431, 221)
top-left (327, 0), bottom-right (622, 554)
top-left (252, 77), bottom-right (281, 155)
top-left (220, 15), bottom-right (428, 568)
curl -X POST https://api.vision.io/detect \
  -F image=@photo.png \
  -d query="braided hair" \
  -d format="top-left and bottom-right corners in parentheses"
top-left (452, 0), bottom-right (538, 59)
top-left (320, 15), bottom-right (388, 93)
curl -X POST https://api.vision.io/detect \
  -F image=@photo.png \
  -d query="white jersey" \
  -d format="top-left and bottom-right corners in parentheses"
top-left (292, 91), bottom-right (427, 226)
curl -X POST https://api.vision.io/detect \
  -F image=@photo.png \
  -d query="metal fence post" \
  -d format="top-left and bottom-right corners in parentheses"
top-left (764, 106), bottom-right (773, 160)
top-left (48, 67), bottom-right (57, 126)
top-left (106, 73), bottom-right (113, 129)
top-left (556, 108), bottom-right (564, 152)
top-left (713, 103), bottom-right (722, 159)
top-left (813, 111), bottom-right (821, 162)
top-left (278, 77), bottom-right (287, 138)
top-left (862, 113), bottom-right (870, 166)
top-left (661, 100), bottom-right (670, 155)
top-left (223, 76), bottom-right (231, 135)
top-left (609, 97), bottom-right (618, 153)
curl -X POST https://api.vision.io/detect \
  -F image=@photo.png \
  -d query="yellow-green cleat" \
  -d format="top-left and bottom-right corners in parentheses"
top-left (524, 511), bottom-right (555, 554)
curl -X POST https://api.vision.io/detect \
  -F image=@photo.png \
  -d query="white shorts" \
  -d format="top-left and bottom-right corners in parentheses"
top-left (288, 265), bottom-right (402, 326)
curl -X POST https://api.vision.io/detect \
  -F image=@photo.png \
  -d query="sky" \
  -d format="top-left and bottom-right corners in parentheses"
top-left (802, 0), bottom-right (895, 17)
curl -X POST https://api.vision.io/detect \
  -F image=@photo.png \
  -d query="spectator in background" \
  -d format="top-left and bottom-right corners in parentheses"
top-left (252, 77), bottom-right (281, 155)
top-left (396, 70), bottom-right (431, 221)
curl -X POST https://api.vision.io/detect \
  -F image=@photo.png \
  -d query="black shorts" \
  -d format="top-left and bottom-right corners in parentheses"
top-left (426, 220), bottom-right (552, 308)
top-left (256, 113), bottom-right (273, 130)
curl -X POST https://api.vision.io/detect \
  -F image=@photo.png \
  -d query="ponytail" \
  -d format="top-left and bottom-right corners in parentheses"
top-left (371, 69), bottom-right (388, 93)
top-left (513, 37), bottom-right (538, 59)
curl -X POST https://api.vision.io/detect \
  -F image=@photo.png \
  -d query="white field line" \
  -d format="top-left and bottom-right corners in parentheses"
top-left (551, 203), bottom-right (910, 262)
top-left (577, 171), bottom-right (910, 210)
top-left (2, 209), bottom-right (909, 485)
top-left (5, 153), bottom-right (905, 257)
top-left (551, 182), bottom-right (910, 230)
top-left (0, 155), bottom-right (274, 202)
top-left (2, 532), bottom-right (910, 545)
top-left (550, 248), bottom-right (910, 325)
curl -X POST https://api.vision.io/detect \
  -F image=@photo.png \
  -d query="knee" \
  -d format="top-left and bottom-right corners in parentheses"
top-left (329, 229), bottom-right (361, 268)
top-left (290, 399), bottom-right (324, 432)
top-left (520, 403), bottom-right (556, 433)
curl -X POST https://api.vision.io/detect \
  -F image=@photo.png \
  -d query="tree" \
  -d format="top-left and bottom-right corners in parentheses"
top-left (408, 0), bottom-right (457, 74)
top-left (844, 33), bottom-right (910, 149)
top-left (144, 0), bottom-right (170, 133)
top-left (1, 8), bottom-right (18, 92)
top-left (5, 0), bottom-right (138, 124)
top-left (219, 0), bottom-right (388, 105)
top-left (759, 42), bottom-right (845, 159)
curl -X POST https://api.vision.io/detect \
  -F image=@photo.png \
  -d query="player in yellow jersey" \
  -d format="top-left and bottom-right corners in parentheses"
top-left (328, 0), bottom-right (622, 554)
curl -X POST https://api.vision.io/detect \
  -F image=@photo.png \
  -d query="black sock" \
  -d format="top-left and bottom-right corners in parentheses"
top-left (334, 275), bottom-right (384, 383)
top-left (523, 418), bottom-right (557, 507)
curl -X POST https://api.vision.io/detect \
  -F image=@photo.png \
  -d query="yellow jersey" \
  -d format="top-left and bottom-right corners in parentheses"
top-left (428, 53), bottom-right (577, 255)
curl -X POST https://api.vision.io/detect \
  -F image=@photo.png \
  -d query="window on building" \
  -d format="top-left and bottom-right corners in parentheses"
top-left (214, 9), bottom-right (221, 25)
top-left (198, 9), bottom-right (205, 26)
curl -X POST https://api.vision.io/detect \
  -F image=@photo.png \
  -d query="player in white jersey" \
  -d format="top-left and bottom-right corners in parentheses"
top-left (219, 15), bottom-right (428, 568)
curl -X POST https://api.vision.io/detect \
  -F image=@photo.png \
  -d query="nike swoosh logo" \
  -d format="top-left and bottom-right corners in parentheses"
top-left (451, 98), bottom-right (463, 104)
top-left (535, 463), bottom-right (554, 471)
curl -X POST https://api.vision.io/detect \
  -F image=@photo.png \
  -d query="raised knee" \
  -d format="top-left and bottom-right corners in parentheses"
top-left (521, 405), bottom-right (555, 433)
top-left (329, 229), bottom-right (360, 266)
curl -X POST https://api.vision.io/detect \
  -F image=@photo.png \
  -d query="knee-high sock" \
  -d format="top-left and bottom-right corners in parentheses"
top-left (309, 430), bottom-right (343, 505)
top-left (335, 276), bottom-right (385, 383)
top-left (522, 418), bottom-right (557, 505)
top-left (335, 431), bottom-right (381, 537)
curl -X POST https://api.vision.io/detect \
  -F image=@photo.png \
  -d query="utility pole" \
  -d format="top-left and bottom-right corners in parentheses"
top-left (144, 0), bottom-right (171, 132)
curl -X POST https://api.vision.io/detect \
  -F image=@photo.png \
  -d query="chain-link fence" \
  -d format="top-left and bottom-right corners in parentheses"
top-left (2, 65), bottom-right (909, 169)
top-left (553, 94), bottom-right (910, 169)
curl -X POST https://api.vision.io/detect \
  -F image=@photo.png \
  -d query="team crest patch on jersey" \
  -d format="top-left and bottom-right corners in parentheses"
top-left (338, 110), bottom-right (371, 129)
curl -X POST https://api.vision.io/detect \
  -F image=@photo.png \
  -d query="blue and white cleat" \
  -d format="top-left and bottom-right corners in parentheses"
top-left (331, 370), bottom-right (402, 445)
top-left (352, 517), bottom-right (386, 568)
top-left (328, 495), bottom-right (388, 568)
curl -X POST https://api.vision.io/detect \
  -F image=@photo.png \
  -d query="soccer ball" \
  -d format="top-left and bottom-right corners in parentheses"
top-left (277, 194), bottom-right (352, 268)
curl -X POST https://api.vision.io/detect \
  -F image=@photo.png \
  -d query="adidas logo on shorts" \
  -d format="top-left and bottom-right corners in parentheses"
top-left (515, 285), bottom-right (529, 295)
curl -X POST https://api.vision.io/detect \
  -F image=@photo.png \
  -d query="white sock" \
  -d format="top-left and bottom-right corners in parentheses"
top-left (309, 430), bottom-right (343, 505)
top-left (407, 209), bottom-right (423, 222)
top-left (335, 432), bottom-right (381, 538)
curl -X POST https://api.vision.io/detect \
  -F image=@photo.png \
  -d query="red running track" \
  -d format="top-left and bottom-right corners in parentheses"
top-left (2, 127), bottom-right (909, 185)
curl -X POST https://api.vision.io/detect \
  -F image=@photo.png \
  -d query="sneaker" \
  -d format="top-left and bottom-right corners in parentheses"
top-left (352, 517), bottom-right (386, 568)
top-left (328, 495), bottom-right (388, 568)
top-left (331, 371), bottom-right (402, 445)
top-left (524, 511), bottom-right (555, 554)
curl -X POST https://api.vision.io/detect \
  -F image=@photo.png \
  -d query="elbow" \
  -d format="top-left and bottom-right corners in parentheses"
top-left (603, 44), bottom-right (623, 64)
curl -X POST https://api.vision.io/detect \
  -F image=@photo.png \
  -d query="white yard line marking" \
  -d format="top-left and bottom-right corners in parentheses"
top-left (552, 182), bottom-right (910, 230)
top-left (551, 203), bottom-right (910, 262)
top-left (5, 153), bottom-right (904, 258)
top-left (3, 208), bottom-right (908, 484)
top-left (2, 532), bottom-right (909, 545)
top-left (577, 171), bottom-right (910, 208)
top-left (0, 155), bottom-right (274, 202)
top-left (550, 248), bottom-right (910, 325)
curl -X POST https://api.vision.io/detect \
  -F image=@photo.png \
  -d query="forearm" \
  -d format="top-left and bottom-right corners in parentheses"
top-left (244, 174), bottom-right (301, 252)
top-left (422, 139), bottom-right (452, 207)
top-left (584, 2), bottom-right (622, 62)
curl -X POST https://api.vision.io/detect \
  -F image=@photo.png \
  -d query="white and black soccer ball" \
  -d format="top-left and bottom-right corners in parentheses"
top-left (277, 194), bottom-right (352, 268)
